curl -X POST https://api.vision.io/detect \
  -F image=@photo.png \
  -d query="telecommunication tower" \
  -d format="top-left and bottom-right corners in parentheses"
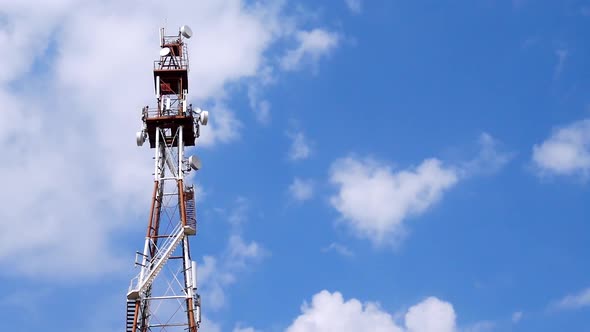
top-left (126, 25), bottom-right (209, 332)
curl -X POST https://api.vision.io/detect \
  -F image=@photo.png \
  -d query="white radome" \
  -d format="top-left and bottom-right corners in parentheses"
top-left (136, 131), bottom-right (145, 146)
top-left (159, 47), bottom-right (171, 57)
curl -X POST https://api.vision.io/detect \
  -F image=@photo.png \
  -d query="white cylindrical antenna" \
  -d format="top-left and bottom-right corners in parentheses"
top-left (195, 304), bottom-right (201, 323)
top-left (191, 261), bottom-right (198, 289)
top-left (159, 27), bottom-right (164, 47)
top-left (200, 111), bottom-right (209, 126)
top-left (156, 76), bottom-right (161, 97)
top-left (183, 99), bottom-right (187, 114)
top-left (166, 98), bottom-right (171, 111)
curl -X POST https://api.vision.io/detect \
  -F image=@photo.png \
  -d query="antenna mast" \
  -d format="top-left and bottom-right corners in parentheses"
top-left (126, 24), bottom-right (208, 332)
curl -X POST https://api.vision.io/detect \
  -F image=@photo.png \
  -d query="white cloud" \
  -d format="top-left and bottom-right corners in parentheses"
top-left (199, 198), bottom-right (267, 311)
top-left (227, 196), bottom-right (249, 227)
top-left (345, 0), bottom-right (363, 14)
top-left (405, 297), bottom-right (457, 332)
top-left (228, 234), bottom-right (267, 266)
top-left (247, 65), bottom-right (275, 124)
top-left (0, 0), bottom-right (333, 279)
top-left (553, 287), bottom-right (590, 310)
top-left (321, 242), bottom-right (354, 257)
top-left (252, 98), bottom-right (271, 124)
top-left (289, 178), bottom-right (315, 201)
top-left (288, 130), bottom-right (312, 161)
top-left (329, 134), bottom-right (510, 246)
top-left (555, 48), bottom-right (568, 77)
top-left (202, 316), bottom-right (222, 332)
top-left (286, 291), bottom-right (404, 332)
top-left (199, 256), bottom-right (230, 310)
top-left (329, 157), bottom-right (458, 246)
top-left (198, 104), bottom-right (242, 147)
top-left (462, 133), bottom-right (513, 177)
top-left (281, 28), bottom-right (340, 71)
top-left (233, 325), bottom-right (259, 332)
top-left (462, 321), bottom-right (495, 332)
top-left (512, 311), bottom-right (523, 323)
top-left (532, 119), bottom-right (590, 178)
top-left (199, 233), bottom-right (266, 311)
top-left (285, 291), bottom-right (460, 332)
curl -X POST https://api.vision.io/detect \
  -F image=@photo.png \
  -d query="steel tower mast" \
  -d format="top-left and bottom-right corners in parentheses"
top-left (126, 25), bottom-right (208, 332)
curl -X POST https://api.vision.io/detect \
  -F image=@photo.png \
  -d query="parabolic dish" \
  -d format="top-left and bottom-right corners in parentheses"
top-left (180, 25), bottom-right (193, 39)
top-left (189, 155), bottom-right (201, 171)
top-left (159, 47), bottom-right (171, 57)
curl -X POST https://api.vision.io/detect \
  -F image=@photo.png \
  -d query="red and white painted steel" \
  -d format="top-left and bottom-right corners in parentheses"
top-left (126, 25), bottom-right (207, 332)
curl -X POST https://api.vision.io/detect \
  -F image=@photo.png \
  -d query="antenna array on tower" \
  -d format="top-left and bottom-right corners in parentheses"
top-left (127, 25), bottom-right (207, 332)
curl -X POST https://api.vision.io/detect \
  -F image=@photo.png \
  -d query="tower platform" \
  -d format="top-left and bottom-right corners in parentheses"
top-left (145, 113), bottom-right (196, 148)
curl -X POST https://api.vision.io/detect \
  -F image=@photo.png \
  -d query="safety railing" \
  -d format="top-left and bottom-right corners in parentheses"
top-left (154, 44), bottom-right (189, 71)
top-left (141, 106), bottom-right (194, 119)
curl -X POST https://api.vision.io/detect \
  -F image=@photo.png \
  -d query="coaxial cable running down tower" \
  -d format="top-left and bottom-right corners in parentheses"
top-left (126, 25), bottom-right (209, 332)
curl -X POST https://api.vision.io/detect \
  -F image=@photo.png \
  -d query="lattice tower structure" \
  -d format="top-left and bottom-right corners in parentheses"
top-left (125, 26), bottom-right (208, 332)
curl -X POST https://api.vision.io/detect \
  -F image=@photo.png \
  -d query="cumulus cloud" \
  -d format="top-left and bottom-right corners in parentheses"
top-left (345, 0), bottom-right (363, 14)
top-left (233, 325), bottom-right (259, 332)
top-left (462, 133), bottom-right (513, 177)
top-left (405, 297), bottom-right (457, 332)
top-left (199, 198), bottom-right (267, 311)
top-left (532, 119), bottom-right (590, 178)
top-left (321, 242), bottom-right (354, 257)
top-left (288, 129), bottom-right (312, 161)
top-left (462, 321), bottom-right (495, 332)
top-left (289, 178), bottom-right (315, 201)
top-left (329, 157), bottom-right (458, 246)
top-left (281, 28), bottom-right (340, 71)
top-left (202, 316), bottom-right (222, 332)
top-left (328, 134), bottom-right (510, 246)
top-left (285, 291), bottom-right (460, 332)
top-left (286, 291), bottom-right (403, 332)
top-left (200, 238), bottom-right (263, 310)
top-left (228, 234), bottom-right (266, 266)
top-left (247, 65), bottom-right (275, 124)
top-left (198, 104), bottom-right (242, 147)
top-left (0, 0), bottom-right (334, 279)
top-left (552, 287), bottom-right (590, 310)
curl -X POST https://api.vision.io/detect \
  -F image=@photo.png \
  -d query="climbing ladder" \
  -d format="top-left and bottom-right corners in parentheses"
top-left (126, 300), bottom-right (138, 332)
top-left (127, 223), bottom-right (186, 300)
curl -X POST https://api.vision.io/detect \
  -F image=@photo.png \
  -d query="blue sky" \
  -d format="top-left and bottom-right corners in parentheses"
top-left (1, 1), bottom-right (589, 331)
